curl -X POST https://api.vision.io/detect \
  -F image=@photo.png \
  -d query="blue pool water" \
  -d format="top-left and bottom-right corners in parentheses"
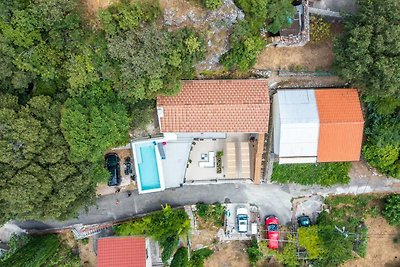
top-left (136, 143), bottom-right (161, 191)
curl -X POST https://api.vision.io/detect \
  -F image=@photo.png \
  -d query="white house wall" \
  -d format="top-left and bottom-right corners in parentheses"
top-left (273, 93), bottom-right (281, 155)
top-left (274, 89), bottom-right (320, 159)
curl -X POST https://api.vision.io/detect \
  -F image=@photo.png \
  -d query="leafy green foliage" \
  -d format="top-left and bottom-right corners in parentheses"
top-left (298, 226), bottom-right (325, 260)
top-left (171, 247), bottom-right (189, 267)
top-left (203, 0), bottom-right (223, 10)
top-left (382, 194), bottom-right (400, 225)
top-left (1, 234), bottom-right (80, 267)
top-left (0, 95), bottom-right (96, 223)
top-left (362, 103), bottom-right (400, 178)
top-left (275, 234), bottom-right (298, 267)
top-left (114, 205), bottom-right (190, 263)
top-left (99, 0), bottom-right (161, 35)
top-left (264, 0), bottom-right (296, 34)
top-left (195, 203), bottom-right (225, 227)
top-left (0, 234), bottom-right (31, 262)
top-left (107, 26), bottom-right (204, 102)
top-left (189, 248), bottom-right (214, 267)
top-left (221, 20), bottom-right (265, 71)
top-left (310, 16), bottom-right (332, 44)
top-left (246, 239), bottom-right (262, 266)
top-left (235, 0), bottom-right (295, 33)
top-left (271, 162), bottom-right (351, 186)
top-left (334, 0), bottom-right (400, 113)
top-left (61, 82), bottom-right (130, 163)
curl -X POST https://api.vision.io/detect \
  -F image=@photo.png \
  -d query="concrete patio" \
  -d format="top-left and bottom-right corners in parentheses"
top-left (185, 134), bottom-right (256, 182)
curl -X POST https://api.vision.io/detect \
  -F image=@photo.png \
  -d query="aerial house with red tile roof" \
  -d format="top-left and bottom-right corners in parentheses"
top-left (97, 237), bottom-right (152, 267)
top-left (272, 88), bottom-right (364, 164)
top-left (156, 80), bottom-right (270, 184)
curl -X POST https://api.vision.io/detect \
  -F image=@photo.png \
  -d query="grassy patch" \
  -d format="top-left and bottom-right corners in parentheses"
top-left (195, 203), bottom-right (225, 227)
top-left (271, 162), bottom-right (351, 186)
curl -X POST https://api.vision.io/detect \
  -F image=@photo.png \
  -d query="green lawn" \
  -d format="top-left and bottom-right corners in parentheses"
top-left (271, 162), bottom-right (351, 186)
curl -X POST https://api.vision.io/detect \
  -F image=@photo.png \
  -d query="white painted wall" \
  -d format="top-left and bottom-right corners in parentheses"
top-left (279, 157), bottom-right (317, 164)
top-left (273, 90), bottom-right (320, 159)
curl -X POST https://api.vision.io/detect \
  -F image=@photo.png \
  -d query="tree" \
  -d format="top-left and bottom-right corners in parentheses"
top-left (203, 0), bottom-right (223, 10)
top-left (221, 20), bottom-right (265, 71)
top-left (170, 247), bottom-right (189, 267)
top-left (0, 95), bottom-right (96, 223)
top-left (334, 0), bottom-right (400, 113)
top-left (61, 82), bottom-right (130, 163)
top-left (382, 194), bottom-right (400, 225)
top-left (1, 234), bottom-right (80, 267)
top-left (0, 0), bottom-right (86, 97)
top-left (114, 205), bottom-right (191, 263)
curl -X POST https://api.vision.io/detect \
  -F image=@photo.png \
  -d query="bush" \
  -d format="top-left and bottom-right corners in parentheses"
top-left (203, 0), bottom-right (223, 10)
top-left (170, 247), bottom-right (189, 267)
top-left (382, 194), bottom-right (400, 225)
top-left (271, 162), bottom-right (351, 186)
top-left (298, 226), bottom-right (325, 260)
top-left (310, 16), bottom-right (332, 44)
top-left (190, 248), bottom-right (214, 267)
top-left (99, 0), bottom-right (161, 35)
top-left (275, 234), bottom-right (298, 267)
top-left (246, 239), bottom-right (262, 266)
top-left (195, 203), bottom-right (225, 227)
top-left (221, 20), bottom-right (265, 71)
top-left (114, 205), bottom-right (190, 263)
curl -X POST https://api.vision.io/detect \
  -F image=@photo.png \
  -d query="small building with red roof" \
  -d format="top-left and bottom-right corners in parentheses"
top-left (97, 237), bottom-right (152, 267)
top-left (273, 88), bottom-right (364, 164)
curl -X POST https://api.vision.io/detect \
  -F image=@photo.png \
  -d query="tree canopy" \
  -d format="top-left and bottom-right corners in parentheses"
top-left (0, 95), bottom-right (96, 223)
top-left (334, 0), bottom-right (400, 113)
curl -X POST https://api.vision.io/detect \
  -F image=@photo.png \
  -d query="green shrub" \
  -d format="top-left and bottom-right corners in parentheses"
top-left (80, 238), bottom-right (89, 245)
top-left (275, 234), bottom-right (298, 267)
top-left (190, 248), bottom-right (214, 267)
top-left (298, 226), bottom-right (325, 260)
top-left (203, 0), bottom-right (223, 9)
top-left (196, 203), bottom-right (209, 218)
top-left (170, 247), bottom-right (189, 267)
top-left (221, 20), bottom-right (265, 71)
top-left (246, 239), bottom-right (262, 266)
top-left (382, 194), bottom-right (400, 225)
top-left (310, 16), bottom-right (332, 44)
top-left (271, 162), bottom-right (351, 186)
top-left (114, 205), bottom-right (190, 263)
top-left (99, 0), bottom-right (161, 35)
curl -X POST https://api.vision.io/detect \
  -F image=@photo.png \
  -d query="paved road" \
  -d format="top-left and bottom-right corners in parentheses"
top-left (15, 163), bottom-right (400, 231)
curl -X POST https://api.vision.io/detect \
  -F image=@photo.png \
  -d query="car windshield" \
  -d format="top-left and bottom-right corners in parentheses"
top-left (238, 214), bottom-right (248, 220)
top-left (268, 224), bottom-right (278, 232)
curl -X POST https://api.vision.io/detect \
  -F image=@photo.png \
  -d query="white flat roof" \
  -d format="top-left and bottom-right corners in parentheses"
top-left (278, 89), bottom-right (319, 124)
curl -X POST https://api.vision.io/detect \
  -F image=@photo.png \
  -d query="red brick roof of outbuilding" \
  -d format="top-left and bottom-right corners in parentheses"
top-left (157, 80), bottom-right (270, 132)
top-left (315, 89), bottom-right (364, 162)
top-left (97, 237), bottom-right (146, 267)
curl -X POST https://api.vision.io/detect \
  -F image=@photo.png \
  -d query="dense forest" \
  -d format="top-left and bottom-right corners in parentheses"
top-left (0, 0), bottom-right (205, 223)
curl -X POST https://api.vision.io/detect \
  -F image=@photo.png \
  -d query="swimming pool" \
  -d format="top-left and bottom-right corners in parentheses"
top-left (133, 141), bottom-right (165, 194)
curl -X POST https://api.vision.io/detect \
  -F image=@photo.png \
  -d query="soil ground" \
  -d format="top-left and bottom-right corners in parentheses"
top-left (191, 217), bottom-right (220, 249)
top-left (342, 216), bottom-right (400, 267)
top-left (59, 231), bottom-right (97, 267)
top-left (255, 20), bottom-right (344, 71)
top-left (204, 241), bottom-right (250, 267)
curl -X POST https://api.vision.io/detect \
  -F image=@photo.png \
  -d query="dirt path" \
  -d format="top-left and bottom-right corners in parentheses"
top-left (342, 216), bottom-right (400, 267)
top-left (255, 42), bottom-right (334, 71)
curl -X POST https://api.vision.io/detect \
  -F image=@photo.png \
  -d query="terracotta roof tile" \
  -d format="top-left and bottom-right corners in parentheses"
top-left (157, 80), bottom-right (270, 132)
top-left (315, 89), bottom-right (364, 162)
top-left (97, 237), bottom-right (146, 267)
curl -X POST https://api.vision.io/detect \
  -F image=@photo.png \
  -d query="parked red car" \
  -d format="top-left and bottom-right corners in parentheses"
top-left (265, 215), bottom-right (279, 249)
